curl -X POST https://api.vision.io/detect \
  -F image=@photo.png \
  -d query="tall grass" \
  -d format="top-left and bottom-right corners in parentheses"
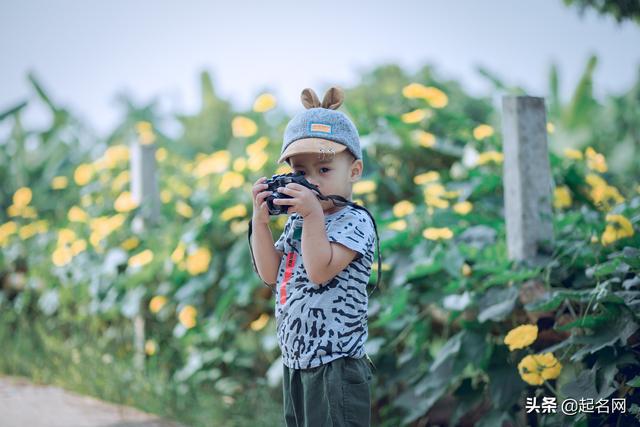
top-left (0, 310), bottom-right (283, 427)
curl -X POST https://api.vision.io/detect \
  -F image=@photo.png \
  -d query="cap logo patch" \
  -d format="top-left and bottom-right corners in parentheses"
top-left (309, 122), bottom-right (332, 134)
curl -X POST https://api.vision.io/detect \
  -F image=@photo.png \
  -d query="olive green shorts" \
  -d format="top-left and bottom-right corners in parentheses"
top-left (282, 355), bottom-right (375, 427)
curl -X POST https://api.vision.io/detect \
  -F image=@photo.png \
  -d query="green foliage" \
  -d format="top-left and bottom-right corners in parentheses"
top-left (563, 0), bottom-right (640, 24)
top-left (1, 58), bottom-right (640, 425)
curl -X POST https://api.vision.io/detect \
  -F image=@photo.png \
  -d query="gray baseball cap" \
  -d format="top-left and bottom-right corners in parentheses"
top-left (278, 87), bottom-right (362, 164)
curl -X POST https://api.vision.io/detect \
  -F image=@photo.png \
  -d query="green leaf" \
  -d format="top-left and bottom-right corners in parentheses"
top-left (628, 376), bottom-right (640, 387)
top-left (555, 313), bottom-right (615, 331)
top-left (371, 287), bottom-right (409, 327)
top-left (477, 286), bottom-right (519, 323)
top-left (0, 101), bottom-right (28, 122)
top-left (525, 288), bottom-right (595, 312)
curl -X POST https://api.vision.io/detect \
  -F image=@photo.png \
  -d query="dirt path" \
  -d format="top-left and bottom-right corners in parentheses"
top-left (0, 376), bottom-right (185, 427)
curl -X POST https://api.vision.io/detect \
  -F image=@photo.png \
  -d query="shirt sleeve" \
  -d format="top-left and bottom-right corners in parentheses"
top-left (326, 207), bottom-right (375, 260)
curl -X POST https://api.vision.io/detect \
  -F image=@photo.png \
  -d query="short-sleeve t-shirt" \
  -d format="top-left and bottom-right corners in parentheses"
top-left (273, 205), bottom-right (376, 370)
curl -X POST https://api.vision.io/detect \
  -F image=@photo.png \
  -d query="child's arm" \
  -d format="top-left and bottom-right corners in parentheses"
top-left (250, 221), bottom-right (282, 285)
top-left (250, 177), bottom-right (284, 285)
top-left (300, 211), bottom-right (358, 285)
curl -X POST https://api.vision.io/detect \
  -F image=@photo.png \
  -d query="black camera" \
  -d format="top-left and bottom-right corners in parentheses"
top-left (264, 171), bottom-right (320, 215)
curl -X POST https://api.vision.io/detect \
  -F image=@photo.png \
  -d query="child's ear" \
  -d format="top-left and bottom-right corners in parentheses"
top-left (350, 159), bottom-right (363, 182)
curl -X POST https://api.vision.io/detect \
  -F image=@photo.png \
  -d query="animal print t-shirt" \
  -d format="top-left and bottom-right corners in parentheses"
top-left (273, 205), bottom-right (376, 370)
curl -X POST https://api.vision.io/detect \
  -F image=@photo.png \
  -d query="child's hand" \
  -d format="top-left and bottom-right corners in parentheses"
top-left (251, 177), bottom-right (272, 225)
top-left (273, 183), bottom-right (323, 219)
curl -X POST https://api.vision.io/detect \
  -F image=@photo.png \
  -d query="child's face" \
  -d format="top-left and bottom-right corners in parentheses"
top-left (288, 150), bottom-right (363, 212)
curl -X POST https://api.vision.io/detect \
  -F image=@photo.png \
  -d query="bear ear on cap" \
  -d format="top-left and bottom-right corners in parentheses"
top-left (321, 86), bottom-right (344, 110)
top-left (301, 88), bottom-right (321, 109)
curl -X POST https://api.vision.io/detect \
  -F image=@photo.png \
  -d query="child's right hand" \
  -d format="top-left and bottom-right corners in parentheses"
top-left (251, 177), bottom-right (272, 225)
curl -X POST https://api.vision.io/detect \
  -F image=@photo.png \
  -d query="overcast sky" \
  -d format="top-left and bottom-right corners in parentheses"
top-left (1, 0), bottom-right (638, 137)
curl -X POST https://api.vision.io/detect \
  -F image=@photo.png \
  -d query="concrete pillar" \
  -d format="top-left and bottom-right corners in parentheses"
top-left (501, 96), bottom-right (554, 262)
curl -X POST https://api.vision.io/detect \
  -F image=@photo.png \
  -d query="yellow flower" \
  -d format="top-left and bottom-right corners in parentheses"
top-left (401, 83), bottom-right (448, 108)
top-left (372, 262), bottom-right (392, 271)
top-left (171, 242), bottom-right (186, 263)
top-left (586, 174), bottom-right (625, 211)
top-left (564, 148), bottom-right (583, 160)
top-left (246, 136), bottom-right (269, 155)
top-left (18, 220), bottom-right (47, 240)
top-left (219, 171), bottom-right (245, 193)
top-left (70, 239), bottom-right (87, 256)
top-left (57, 228), bottom-right (77, 246)
top-left (233, 157), bottom-right (247, 172)
top-left (156, 147), bottom-right (167, 162)
top-left (104, 145), bottom-right (130, 167)
top-left (186, 247), bottom-right (212, 275)
top-left (428, 198), bottom-right (450, 210)
top-left (193, 150), bottom-right (231, 177)
top-left (402, 82), bottom-right (430, 98)
top-left (0, 221), bottom-right (18, 246)
top-left (52, 246), bottom-right (73, 267)
top-left (553, 186), bottom-right (572, 209)
top-left (422, 227), bottom-right (454, 240)
top-left (51, 176), bottom-right (68, 190)
top-left (176, 201), bottom-right (194, 218)
top-left (178, 305), bottom-right (198, 329)
top-left (145, 339), bottom-right (157, 356)
top-left (401, 109), bottom-right (429, 124)
top-left (411, 130), bottom-right (436, 148)
top-left (393, 200), bottom-right (415, 217)
top-left (423, 87), bottom-right (448, 108)
top-left (461, 263), bottom-right (472, 276)
top-left (518, 353), bottom-right (562, 385)
top-left (24, 206), bottom-right (39, 218)
top-left (136, 121), bottom-right (156, 145)
top-left (601, 214), bottom-right (634, 246)
top-left (114, 191), bottom-right (139, 213)
top-left (74, 163), bottom-right (94, 186)
top-left (585, 173), bottom-right (606, 188)
top-left (13, 187), bottom-right (32, 208)
top-left (546, 122), bottom-right (555, 133)
top-left (388, 219), bottom-right (407, 231)
top-left (253, 93), bottom-right (277, 112)
top-left (160, 190), bottom-right (172, 204)
top-left (353, 180), bottom-right (376, 195)
top-left (275, 164), bottom-right (291, 175)
top-left (504, 324), bottom-right (538, 351)
top-left (424, 189), bottom-right (450, 208)
top-left (473, 124), bottom-right (494, 140)
top-left (414, 171), bottom-right (439, 185)
top-left (232, 116), bottom-right (258, 138)
top-left (149, 295), bottom-right (168, 313)
top-left (230, 220), bottom-right (248, 234)
top-left (585, 147), bottom-right (607, 173)
top-left (128, 249), bottom-right (154, 268)
top-left (247, 151), bottom-right (268, 171)
top-left (452, 201), bottom-right (473, 215)
top-left (476, 151), bottom-right (503, 165)
top-left (67, 206), bottom-right (88, 223)
top-left (121, 237), bottom-right (140, 251)
top-left (221, 204), bottom-right (247, 221)
top-left (250, 313), bottom-right (270, 331)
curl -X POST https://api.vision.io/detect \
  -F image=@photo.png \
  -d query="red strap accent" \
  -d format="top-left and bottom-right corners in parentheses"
top-left (279, 252), bottom-right (297, 305)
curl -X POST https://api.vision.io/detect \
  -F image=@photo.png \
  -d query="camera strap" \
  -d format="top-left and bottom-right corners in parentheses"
top-left (247, 194), bottom-right (382, 298)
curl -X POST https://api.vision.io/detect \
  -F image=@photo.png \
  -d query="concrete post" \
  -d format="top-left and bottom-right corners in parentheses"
top-left (130, 142), bottom-right (160, 226)
top-left (501, 96), bottom-right (554, 262)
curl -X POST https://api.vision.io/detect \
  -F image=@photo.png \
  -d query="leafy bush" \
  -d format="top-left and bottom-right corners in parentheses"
top-left (1, 60), bottom-right (639, 426)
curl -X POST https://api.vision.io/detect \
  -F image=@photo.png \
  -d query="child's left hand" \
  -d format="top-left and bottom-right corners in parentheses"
top-left (273, 183), bottom-right (323, 218)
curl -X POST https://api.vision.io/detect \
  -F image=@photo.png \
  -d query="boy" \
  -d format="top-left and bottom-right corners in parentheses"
top-left (250, 87), bottom-right (376, 427)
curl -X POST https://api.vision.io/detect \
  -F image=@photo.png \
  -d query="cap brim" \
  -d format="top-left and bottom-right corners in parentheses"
top-left (278, 138), bottom-right (347, 164)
